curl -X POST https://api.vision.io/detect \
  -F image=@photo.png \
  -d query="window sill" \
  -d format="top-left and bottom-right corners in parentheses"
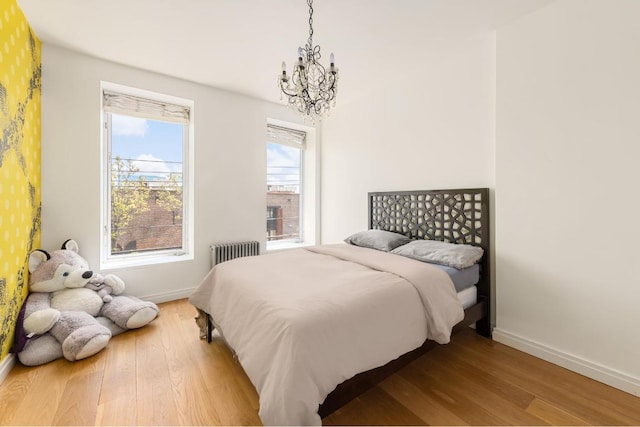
top-left (265, 240), bottom-right (314, 252)
top-left (101, 252), bottom-right (193, 271)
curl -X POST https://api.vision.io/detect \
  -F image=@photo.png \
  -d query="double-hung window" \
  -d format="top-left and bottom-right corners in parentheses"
top-left (101, 82), bottom-right (194, 268)
top-left (266, 120), bottom-right (318, 250)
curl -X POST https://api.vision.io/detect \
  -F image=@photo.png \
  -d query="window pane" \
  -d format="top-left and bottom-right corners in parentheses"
top-left (110, 114), bottom-right (184, 255)
top-left (266, 141), bottom-right (301, 242)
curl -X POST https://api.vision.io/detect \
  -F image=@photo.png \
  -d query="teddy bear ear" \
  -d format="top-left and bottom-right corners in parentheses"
top-left (29, 250), bottom-right (51, 273)
top-left (61, 239), bottom-right (80, 253)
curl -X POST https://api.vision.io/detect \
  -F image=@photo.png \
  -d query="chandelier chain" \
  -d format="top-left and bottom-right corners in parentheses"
top-left (307, 0), bottom-right (314, 49)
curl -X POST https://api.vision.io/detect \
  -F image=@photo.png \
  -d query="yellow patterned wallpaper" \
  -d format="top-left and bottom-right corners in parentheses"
top-left (0, 0), bottom-right (41, 363)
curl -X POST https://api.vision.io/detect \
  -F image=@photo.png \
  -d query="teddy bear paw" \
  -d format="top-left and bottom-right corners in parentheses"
top-left (23, 308), bottom-right (61, 335)
top-left (62, 325), bottom-right (112, 361)
top-left (17, 334), bottom-right (64, 366)
top-left (101, 296), bottom-right (159, 329)
top-left (126, 306), bottom-right (159, 329)
top-left (103, 274), bottom-right (126, 295)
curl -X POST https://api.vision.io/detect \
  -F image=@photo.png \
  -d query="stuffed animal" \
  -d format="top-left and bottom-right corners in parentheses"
top-left (13, 239), bottom-right (159, 366)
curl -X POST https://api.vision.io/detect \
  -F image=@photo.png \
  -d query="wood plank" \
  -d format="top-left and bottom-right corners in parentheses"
top-left (188, 314), bottom-right (261, 414)
top-left (95, 396), bottom-right (137, 426)
top-left (377, 374), bottom-right (469, 426)
top-left (67, 348), bottom-right (106, 379)
top-left (3, 358), bottom-right (73, 425)
top-left (178, 316), bottom-right (260, 424)
top-left (323, 386), bottom-right (426, 426)
top-left (207, 380), bottom-right (262, 426)
top-left (136, 391), bottom-right (179, 427)
top-left (526, 397), bottom-right (591, 426)
top-left (52, 370), bottom-right (102, 425)
top-left (135, 319), bottom-right (181, 426)
top-left (446, 330), bottom-right (640, 425)
top-left (97, 327), bottom-right (137, 405)
top-left (424, 341), bottom-right (536, 409)
top-left (0, 363), bottom-right (37, 425)
top-left (177, 315), bottom-right (238, 390)
top-left (399, 362), bottom-right (518, 425)
top-left (158, 311), bottom-right (222, 425)
top-left (414, 346), bottom-right (548, 425)
top-left (480, 336), bottom-right (640, 417)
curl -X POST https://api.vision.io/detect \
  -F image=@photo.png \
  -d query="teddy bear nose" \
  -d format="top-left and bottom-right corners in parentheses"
top-left (82, 271), bottom-right (93, 279)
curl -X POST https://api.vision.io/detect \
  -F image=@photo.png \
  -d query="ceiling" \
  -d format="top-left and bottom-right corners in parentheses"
top-left (17, 0), bottom-right (554, 104)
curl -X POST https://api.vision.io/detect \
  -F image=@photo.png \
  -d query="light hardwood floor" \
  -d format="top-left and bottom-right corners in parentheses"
top-left (1, 298), bottom-right (639, 425)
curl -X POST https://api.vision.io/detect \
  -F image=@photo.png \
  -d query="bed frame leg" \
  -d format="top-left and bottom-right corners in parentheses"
top-left (475, 314), bottom-right (492, 338)
top-left (207, 315), bottom-right (213, 343)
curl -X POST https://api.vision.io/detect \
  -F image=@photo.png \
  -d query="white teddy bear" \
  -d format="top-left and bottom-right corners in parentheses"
top-left (14, 239), bottom-right (159, 366)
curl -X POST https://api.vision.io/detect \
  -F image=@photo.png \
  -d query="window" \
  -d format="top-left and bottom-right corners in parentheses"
top-left (266, 205), bottom-right (282, 239)
top-left (101, 82), bottom-right (194, 268)
top-left (266, 120), bottom-right (318, 250)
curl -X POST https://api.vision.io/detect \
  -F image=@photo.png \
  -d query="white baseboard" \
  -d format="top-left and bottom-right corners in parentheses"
top-left (0, 354), bottom-right (16, 386)
top-left (493, 328), bottom-right (640, 397)
top-left (141, 287), bottom-right (196, 304)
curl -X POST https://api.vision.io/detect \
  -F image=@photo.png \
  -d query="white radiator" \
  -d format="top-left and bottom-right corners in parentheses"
top-left (210, 241), bottom-right (260, 267)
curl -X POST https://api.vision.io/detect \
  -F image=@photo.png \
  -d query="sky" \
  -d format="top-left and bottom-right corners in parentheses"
top-left (266, 142), bottom-right (300, 192)
top-left (112, 113), bottom-right (301, 190)
top-left (111, 114), bottom-right (183, 179)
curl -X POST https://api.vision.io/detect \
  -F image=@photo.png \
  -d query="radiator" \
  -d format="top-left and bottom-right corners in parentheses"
top-left (210, 241), bottom-right (260, 267)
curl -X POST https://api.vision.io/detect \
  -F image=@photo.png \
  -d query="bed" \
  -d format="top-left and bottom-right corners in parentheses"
top-left (189, 188), bottom-right (491, 425)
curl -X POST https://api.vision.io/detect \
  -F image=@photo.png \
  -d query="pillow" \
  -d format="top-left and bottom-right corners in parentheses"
top-left (344, 229), bottom-right (412, 252)
top-left (391, 239), bottom-right (484, 269)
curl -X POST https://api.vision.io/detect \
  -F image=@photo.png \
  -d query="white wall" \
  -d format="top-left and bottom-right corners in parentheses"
top-left (41, 44), bottom-right (307, 302)
top-left (321, 34), bottom-right (496, 244)
top-left (495, 0), bottom-right (640, 395)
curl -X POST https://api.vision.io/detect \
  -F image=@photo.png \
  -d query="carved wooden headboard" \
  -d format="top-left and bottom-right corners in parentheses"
top-left (368, 188), bottom-right (491, 333)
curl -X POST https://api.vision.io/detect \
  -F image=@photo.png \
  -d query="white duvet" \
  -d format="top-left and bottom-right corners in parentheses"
top-left (189, 244), bottom-right (464, 425)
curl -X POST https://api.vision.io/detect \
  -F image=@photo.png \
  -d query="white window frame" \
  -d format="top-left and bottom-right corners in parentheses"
top-left (266, 118), bottom-right (319, 251)
top-left (100, 81), bottom-right (195, 269)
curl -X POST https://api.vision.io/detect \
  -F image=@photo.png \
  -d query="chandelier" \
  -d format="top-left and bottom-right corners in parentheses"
top-left (279, 0), bottom-right (339, 121)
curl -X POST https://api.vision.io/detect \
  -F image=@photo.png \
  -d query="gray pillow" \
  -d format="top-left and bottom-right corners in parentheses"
top-left (391, 239), bottom-right (484, 269)
top-left (344, 230), bottom-right (412, 252)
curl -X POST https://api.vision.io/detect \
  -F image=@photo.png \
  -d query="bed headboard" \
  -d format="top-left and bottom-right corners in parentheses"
top-left (368, 188), bottom-right (491, 332)
top-left (368, 188), bottom-right (488, 245)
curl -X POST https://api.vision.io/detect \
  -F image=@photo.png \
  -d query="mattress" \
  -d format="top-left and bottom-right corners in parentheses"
top-left (433, 263), bottom-right (480, 292)
top-left (458, 285), bottom-right (477, 309)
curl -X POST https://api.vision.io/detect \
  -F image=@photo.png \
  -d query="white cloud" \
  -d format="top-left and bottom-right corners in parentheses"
top-left (267, 143), bottom-right (298, 167)
top-left (112, 115), bottom-right (148, 137)
top-left (131, 154), bottom-right (182, 186)
top-left (133, 154), bottom-right (170, 174)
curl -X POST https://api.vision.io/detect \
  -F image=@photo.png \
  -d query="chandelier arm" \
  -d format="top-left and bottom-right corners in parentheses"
top-left (279, 84), bottom-right (300, 98)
